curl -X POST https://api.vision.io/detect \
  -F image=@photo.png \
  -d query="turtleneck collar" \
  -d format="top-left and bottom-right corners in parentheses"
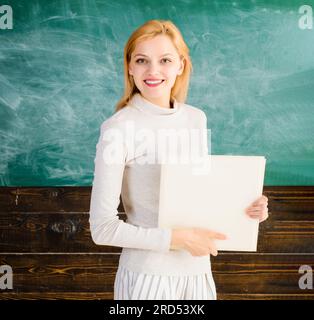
top-left (128, 93), bottom-right (182, 116)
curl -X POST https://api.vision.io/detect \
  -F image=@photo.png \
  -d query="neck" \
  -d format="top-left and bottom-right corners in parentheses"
top-left (141, 93), bottom-right (171, 109)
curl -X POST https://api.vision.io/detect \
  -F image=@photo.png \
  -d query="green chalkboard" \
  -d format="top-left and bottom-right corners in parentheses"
top-left (0, 0), bottom-right (313, 186)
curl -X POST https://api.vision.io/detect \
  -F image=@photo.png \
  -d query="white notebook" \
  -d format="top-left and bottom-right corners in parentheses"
top-left (158, 155), bottom-right (266, 251)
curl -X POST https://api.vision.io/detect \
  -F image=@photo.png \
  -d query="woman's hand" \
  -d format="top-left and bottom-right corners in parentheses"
top-left (171, 196), bottom-right (268, 257)
top-left (245, 195), bottom-right (269, 223)
top-left (170, 227), bottom-right (227, 257)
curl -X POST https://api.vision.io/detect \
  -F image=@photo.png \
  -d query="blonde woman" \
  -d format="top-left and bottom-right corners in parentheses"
top-left (89, 19), bottom-right (269, 300)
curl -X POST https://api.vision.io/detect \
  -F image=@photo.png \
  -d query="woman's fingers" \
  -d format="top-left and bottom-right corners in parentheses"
top-left (259, 212), bottom-right (269, 222)
top-left (252, 195), bottom-right (268, 206)
top-left (246, 208), bottom-right (269, 222)
top-left (246, 195), bottom-right (269, 222)
top-left (205, 230), bottom-right (226, 256)
top-left (246, 205), bottom-right (266, 213)
top-left (207, 230), bottom-right (227, 240)
top-left (247, 213), bottom-right (262, 219)
top-left (247, 196), bottom-right (267, 209)
top-left (246, 200), bottom-right (268, 211)
top-left (208, 242), bottom-right (218, 256)
top-left (196, 227), bottom-right (227, 240)
top-left (246, 209), bottom-right (267, 216)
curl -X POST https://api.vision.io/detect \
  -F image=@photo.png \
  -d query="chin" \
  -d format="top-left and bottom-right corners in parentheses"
top-left (141, 87), bottom-right (170, 97)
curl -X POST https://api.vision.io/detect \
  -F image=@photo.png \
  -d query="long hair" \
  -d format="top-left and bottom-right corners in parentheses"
top-left (115, 19), bottom-right (193, 112)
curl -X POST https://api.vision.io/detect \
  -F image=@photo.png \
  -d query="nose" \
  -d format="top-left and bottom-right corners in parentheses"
top-left (147, 60), bottom-right (161, 75)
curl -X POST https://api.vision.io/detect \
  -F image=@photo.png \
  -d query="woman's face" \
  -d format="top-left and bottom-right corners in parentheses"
top-left (128, 34), bottom-right (184, 107)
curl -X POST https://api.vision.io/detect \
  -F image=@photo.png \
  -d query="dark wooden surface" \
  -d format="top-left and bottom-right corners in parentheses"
top-left (0, 186), bottom-right (314, 300)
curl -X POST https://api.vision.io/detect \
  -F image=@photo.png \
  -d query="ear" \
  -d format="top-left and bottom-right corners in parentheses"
top-left (177, 57), bottom-right (185, 76)
top-left (128, 66), bottom-right (133, 76)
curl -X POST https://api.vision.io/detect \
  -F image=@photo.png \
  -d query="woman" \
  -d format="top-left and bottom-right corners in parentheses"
top-left (89, 19), bottom-right (269, 300)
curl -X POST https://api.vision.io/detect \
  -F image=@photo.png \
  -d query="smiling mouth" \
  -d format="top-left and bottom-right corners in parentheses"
top-left (143, 79), bottom-right (165, 87)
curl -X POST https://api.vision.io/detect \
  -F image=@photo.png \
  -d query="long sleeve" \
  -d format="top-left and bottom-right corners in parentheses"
top-left (200, 110), bottom-right (209, 156)
top-left (89, 119), bottom-right (172, 252)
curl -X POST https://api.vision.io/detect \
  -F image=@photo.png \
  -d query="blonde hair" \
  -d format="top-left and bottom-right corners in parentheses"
top-left (115, 19), bottom-right (193, 112)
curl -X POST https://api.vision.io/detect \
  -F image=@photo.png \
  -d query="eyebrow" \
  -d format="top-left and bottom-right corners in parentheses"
top-left (133, 53), bottom-right (175, 58)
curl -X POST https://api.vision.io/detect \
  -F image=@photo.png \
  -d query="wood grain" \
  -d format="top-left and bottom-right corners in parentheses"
top-left (0, 253), bottom-right (312, 294)
top-left (0, 186), bottom-right (314, 300)
top-left (0, 213), bottom-right (313, 253)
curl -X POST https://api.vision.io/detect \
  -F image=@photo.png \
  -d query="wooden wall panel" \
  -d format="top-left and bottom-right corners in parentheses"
top-left (0, 186), bottom-right (314, 300)
top-left (0, 213), bottom-right (314, 253)
top-left (0, 253), bottom-right (313, 299)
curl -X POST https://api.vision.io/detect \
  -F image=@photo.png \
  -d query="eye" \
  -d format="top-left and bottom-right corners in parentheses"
top-left (161, 58), bottom-right (171, 63)
top-left (135, 58), bottom-right (146, 64)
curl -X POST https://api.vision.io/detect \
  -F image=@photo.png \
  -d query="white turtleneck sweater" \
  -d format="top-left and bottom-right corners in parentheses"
top-left (89, 93), bottom-right (212, 275)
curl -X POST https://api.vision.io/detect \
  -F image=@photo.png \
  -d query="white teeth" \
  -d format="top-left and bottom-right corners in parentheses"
top-left (145, 80), bottom-right (163, 84)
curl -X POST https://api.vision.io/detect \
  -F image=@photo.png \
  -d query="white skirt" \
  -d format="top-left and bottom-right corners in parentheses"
top-left (114, 265), bottom-right (217, 300)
